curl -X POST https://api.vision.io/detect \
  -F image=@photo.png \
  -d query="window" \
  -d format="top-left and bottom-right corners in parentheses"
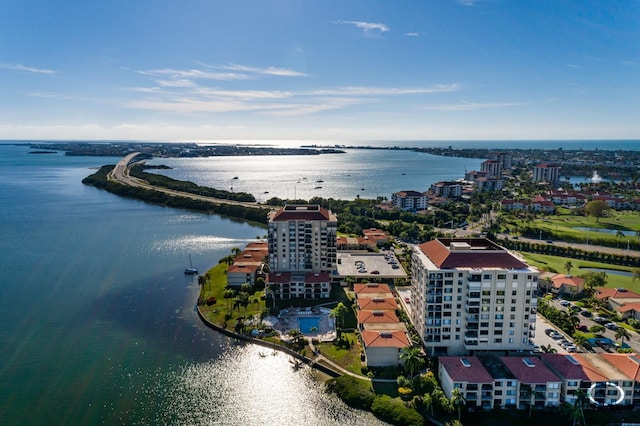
top-left (549, 383), bottom-right (559, 389)
top-left (497, 274), bottom-right (506, 280)
top-left (482, 290), bottom-right (491, 296)
top-left (494, 338), bottom-right (502, 343)
top-left (483, 274), bottom-right (492, 280)
top-left (567, 381), bottom-right (578, 387)
top-left (508, 338), bottom-right (514, 343)
top-left (512, 290), bottom-right (517, 296)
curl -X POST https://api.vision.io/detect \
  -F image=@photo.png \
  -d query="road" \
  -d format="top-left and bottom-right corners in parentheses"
top-left (542, 298), bottom-right (640, 354)
top-left (498, 234), bottom-right (640, 258)
top-left (107, 152), bottom-right (268, 210)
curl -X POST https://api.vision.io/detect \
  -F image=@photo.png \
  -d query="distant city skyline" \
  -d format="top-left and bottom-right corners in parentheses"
top-left (1, 0), bottom-right (638, 142)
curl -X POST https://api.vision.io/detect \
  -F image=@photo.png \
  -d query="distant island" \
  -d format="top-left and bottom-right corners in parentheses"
top-left (26, 142), bottom-right (345, 158)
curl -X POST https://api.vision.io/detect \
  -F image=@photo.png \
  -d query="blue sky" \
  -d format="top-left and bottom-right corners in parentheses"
top-left (0, 0), bottom-right (638, 142)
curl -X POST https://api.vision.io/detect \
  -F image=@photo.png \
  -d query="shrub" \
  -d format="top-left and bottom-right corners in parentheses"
top-left (328, 375), bottom-right (375, 410)
top-left (371, 395), bottom-right (425, 426)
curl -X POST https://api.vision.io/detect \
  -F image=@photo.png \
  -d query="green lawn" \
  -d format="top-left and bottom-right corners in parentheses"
top-left (509, 210), bottom-right (640, 248)
top-left (519, 252), bottom-right (639, 292)
top-left (315, 332), bottom-right (364, 375)
top-left (198, 262), bottom-right (267, 329)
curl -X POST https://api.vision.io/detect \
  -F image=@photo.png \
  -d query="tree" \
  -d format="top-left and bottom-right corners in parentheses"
top-left (451, 387), bottom-right (467, 422)
top-left (616, 230), bottom-right (625, 239)
top-left (585, 200), bottom-right (610, 222)
top-left (330, 302), bottom-right (349, 331)
top-left (564, 260), bottom-right (573, 276)
top-left (632, 268), bottom-right (640, 283)
top-left (287, 328), bottom-right (305, 346)
top-left (583, 271), bottom-right (607, 296)
top-left (572, 388), bottom-right (588, 426)
top-left (400, 346), bottom-right (424, 378)
top-left (572, 334), bottom-right (588, 351)
top-left (540, 344), bottom-right (557, 353)
top-left (422, 392), bottom-right (434, 417)
top-left (615, 327), bottom-right (631, 348)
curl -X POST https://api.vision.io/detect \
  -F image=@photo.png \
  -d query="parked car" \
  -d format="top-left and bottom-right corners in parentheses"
top-left (580, 310), bottom-right (592, 318)
top-left (550, 332), bottom-right (563, 340)
top-left (560, 300), bottom-right (571, 307)
top-left (594, 316), bottom-right (608, 324)
top-left (575, 325), bottom-right (588, 332)
top-left (605, 323), bottom-right (619, 330)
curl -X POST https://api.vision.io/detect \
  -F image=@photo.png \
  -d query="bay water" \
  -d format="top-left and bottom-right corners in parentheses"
top-left (1, 139), bottom-right (636, 424)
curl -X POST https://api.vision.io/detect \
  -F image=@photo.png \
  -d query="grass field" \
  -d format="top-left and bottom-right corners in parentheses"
top-left (519, 252), bottom-right (639, 292)
top-left (508, 210), bottom-right (640, 247)
top-left (198, 262), bottom-right (267, 329)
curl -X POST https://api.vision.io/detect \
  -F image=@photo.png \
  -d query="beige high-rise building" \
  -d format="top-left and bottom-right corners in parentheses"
top-left (267, 205), bottom-right (337, 299)
top-left (410, 238), bottom-right (538, 356)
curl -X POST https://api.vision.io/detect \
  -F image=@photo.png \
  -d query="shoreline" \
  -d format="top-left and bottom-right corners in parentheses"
top-left (195, 305), bottom-right (342, 378)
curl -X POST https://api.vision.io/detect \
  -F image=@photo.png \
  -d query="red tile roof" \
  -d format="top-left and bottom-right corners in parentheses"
top-left (354, 283), bottom-right (392, 294)
top-left (228, 264), bottom-right (259, 274)
top-left (267, 272), bottom-right (291, 283)
top-left (357, 310), bottom-right (399, 324)
top-left (596, 288), bottom-right (640, 300)
top-left (269, 205), bottom-right (333, 222)
top-left (357, 297), bottom-right (398, 311)
top-left (418, 238), bottom-right (528, 269)
top-left (600, 353), bottom-right (640, 381)
top-left (551, 274), bottom-right (585, 289)
top-left (439, 356), bottom-right (494, 383)
top-left (304, 272), bottom-right (330, 283)
top-left (499, 356), bottom-right (561, 384)
top-left (619, 303), bottom-right (640, 313)
top-left (361, 330), bottom-right (410, 348)
top-left (539, 353), bottom-right (608, 382)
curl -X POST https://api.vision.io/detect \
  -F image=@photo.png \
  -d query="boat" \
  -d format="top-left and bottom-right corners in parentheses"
top-left (316, 180), bottom-right (324, 183)
top-left (184, 255), bottom-right (198, 275)
top-left (314, 186), bottom-right (322, 189)
top-left (232, 176), bottom-right (239, 180)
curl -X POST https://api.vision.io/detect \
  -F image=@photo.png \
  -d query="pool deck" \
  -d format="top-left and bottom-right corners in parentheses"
top-left (268, 307), bottom-right (337, 342)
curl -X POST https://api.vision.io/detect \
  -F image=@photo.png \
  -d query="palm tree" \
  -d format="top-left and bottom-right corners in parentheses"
top-left (451, 387), bottom-right (467, 421)
top-left (616, 230), bottom-right (625, 239)
top-left (399, 346), bottom-right (424, 378)
top-left (287, 328), bottom-right (305, 346)
top-left (540, 344), bottom-right (557, 353)
top-left (615, 327), bottom-right (631, 349)
top-left (571, 388), bottom-right (588, 426)
top-left (422, 392), bottom-right (434, 417)
top-left (565, 260), bottom-right (573, 276)
top-left (573, 334), bottom-right (587, 352)
top-left (632, 268), bottom-right (640, 283)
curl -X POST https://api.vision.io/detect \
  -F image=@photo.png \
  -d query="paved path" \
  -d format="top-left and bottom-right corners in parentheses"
top-left (107, 152), bottom-right (268, 210)
top-left (306, 339), bottom-right (397, 383)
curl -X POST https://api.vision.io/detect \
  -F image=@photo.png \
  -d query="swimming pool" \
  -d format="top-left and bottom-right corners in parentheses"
top-left (298, 317), bottom-right (321, 334)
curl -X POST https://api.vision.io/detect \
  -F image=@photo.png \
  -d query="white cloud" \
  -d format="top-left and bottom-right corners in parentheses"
top-left (333, 20), bottom-right (389, 37)
top-left (404, 32), bottom-right (420, 37)
top-left (456, 0), bottom-right (480, 6)
top-left (565, 63), bottom-right (583, 69)
top-left (422, 101), bottom-right (527, 111)
top-left (132, 68), bottom-right (251, 81)
top-left (305, 85), bottom-right (459, 96)
top-left (0, 63), bottom-right (56, 74)
top-left (217, 63), bottom-right (309, 77)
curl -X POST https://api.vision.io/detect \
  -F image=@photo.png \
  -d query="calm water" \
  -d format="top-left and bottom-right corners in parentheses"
top-left (145, 149), bottom-right (483, 202)
top-left (2, 139), bottom-right (637, 424)
top-left (0, 144), bottom-right (386, 425)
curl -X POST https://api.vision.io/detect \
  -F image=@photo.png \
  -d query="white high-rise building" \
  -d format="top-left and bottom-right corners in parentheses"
top-left (267, 205), bottom-right (337, 299)
top-left (410, 238), bottom-right (538, 356)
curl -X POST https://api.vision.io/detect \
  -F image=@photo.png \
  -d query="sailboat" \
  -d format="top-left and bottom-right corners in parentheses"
top-left (184, 255), bottom-right (198, 275)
